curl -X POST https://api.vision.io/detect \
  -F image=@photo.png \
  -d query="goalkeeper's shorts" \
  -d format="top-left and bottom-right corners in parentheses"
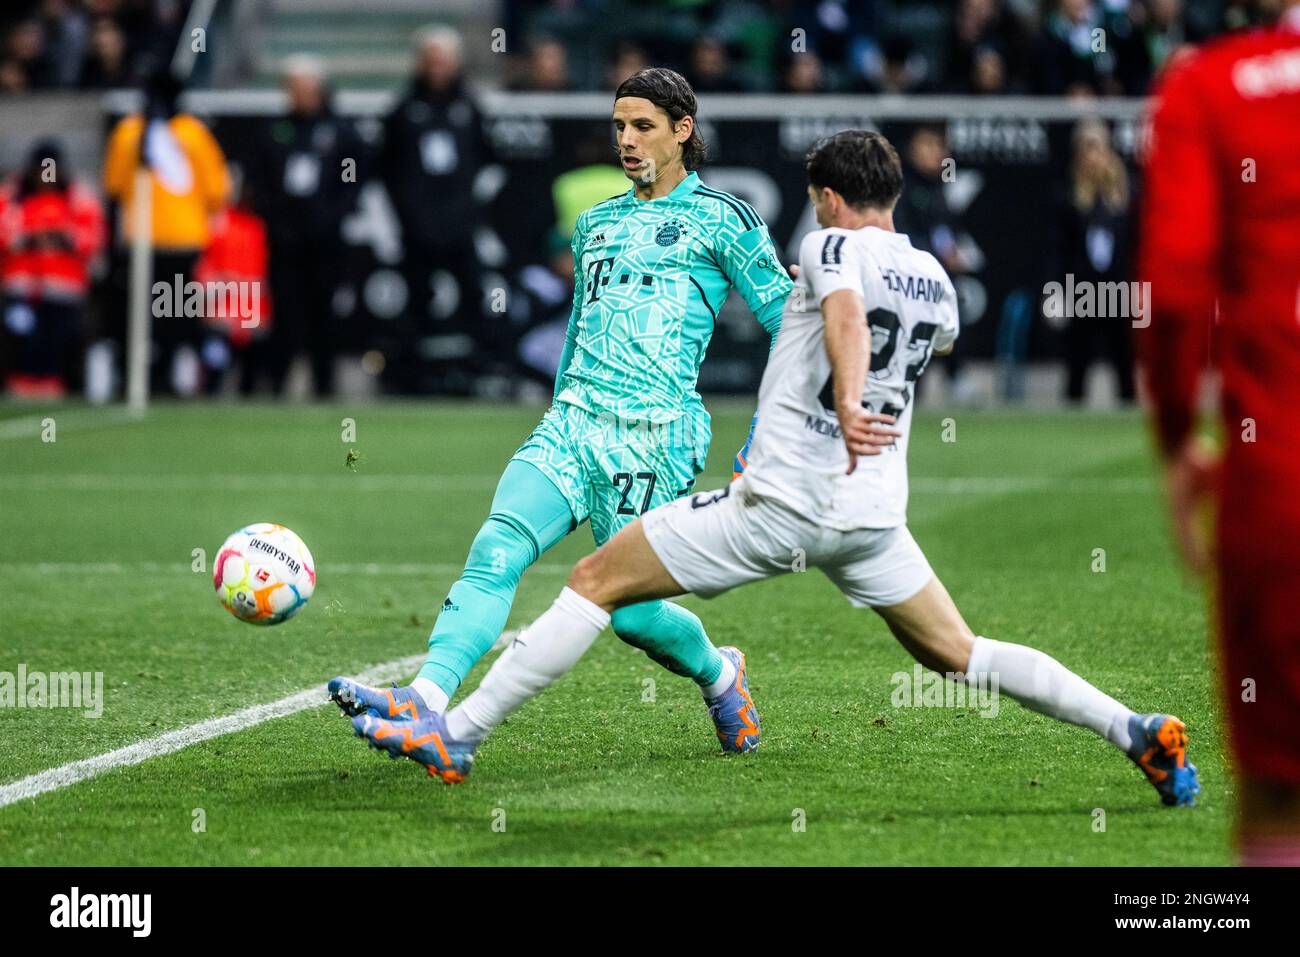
top-left (511, 400), bottom-right (708, 546)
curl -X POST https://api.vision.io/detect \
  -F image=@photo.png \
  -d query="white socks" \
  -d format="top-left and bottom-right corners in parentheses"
top-left (702, 654), bottom-right (737, 700)
top-left (966, 636), bottom-right (1134, 752)
top-left (446, 587), bottom-right (611, 743)
top-left (410, 676), bottom-right (449, 714)
top-left (439, 622), bottom-right (1136, 755)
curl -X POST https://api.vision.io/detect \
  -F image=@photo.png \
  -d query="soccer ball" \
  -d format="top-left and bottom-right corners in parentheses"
top-left (213, 523), bottom-right (316, 626)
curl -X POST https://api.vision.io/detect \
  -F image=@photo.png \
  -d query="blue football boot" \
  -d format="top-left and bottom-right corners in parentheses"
top-left (328, 677), bottom-right (433, 722)
top-left (352, 711), bottom-right (476, 783)
top-left (732, 413), bottom-right (758, 480)
top-left (1127, 713), bottom-right (1199, 807)
top-left (707, 646), bottom-right (761, 753)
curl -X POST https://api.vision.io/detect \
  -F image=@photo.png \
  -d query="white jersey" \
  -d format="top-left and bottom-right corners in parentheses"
top-left (741, 225), bottom-right (959, 530)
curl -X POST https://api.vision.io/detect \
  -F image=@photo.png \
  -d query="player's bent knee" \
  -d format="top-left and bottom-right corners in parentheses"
top-left (567, 551), bottom-right (605, 600)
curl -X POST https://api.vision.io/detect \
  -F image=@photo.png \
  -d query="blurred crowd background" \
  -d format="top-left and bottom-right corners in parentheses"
top-left (1, 0), bottom-right (1280, 95)
top-left (0, 0), bottom-right (1287, 404)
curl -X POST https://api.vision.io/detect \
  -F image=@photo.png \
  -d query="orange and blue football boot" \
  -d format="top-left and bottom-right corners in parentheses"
top-left (732, 414), bottom-right (758, 480)
top-left (1127, 713), bottom-right (1199, 807)
top-left (327, 677), bottom-right (433, 722)
top-left (707, 646), bottom-right (761, 753)
top-left (352, 711), bottom-right (476, 783)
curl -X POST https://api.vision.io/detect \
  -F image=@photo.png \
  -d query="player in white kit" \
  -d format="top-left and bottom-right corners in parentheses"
top-left (355, 131), bottom-right (1200, 807)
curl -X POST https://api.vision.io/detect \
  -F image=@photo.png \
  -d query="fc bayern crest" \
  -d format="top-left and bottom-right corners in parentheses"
top-left (655, 220), bottom-right (685, 246)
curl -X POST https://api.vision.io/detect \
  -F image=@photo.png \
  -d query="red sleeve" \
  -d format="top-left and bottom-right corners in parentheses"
top-left (0, 183), bottom-right (29, 254)
top-left (245, 212), bottom-right (268, 278)
top-left (1137, 54), bottom-right (1220, 458)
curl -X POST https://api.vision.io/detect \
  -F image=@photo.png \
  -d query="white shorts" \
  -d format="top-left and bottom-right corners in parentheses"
top-left (642, 482), bottom-right (934, 609)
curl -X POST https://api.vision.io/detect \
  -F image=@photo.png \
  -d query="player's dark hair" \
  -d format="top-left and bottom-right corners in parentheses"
top-left (805, 130), bottom-right (903, 210)
top-left (614, 67), bottom-right (707, 170)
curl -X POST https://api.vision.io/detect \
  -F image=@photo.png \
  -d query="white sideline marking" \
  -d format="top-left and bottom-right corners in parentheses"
top-left (0, 473), bottom-right (1152, 494)
top-left (0, 410), bottom-right (137, 442)
top-left (0, 650), bottom-right (451, 810)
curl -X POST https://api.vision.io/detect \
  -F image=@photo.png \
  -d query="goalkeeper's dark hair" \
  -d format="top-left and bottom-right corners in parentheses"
top-left (805, 130), bottom-right (903, 210)
top-left (614, 67), bottom-right (707, 170)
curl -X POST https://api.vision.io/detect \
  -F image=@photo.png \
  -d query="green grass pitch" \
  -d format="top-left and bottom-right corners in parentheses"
top-left (0, 400), bottom-right (1231, 865)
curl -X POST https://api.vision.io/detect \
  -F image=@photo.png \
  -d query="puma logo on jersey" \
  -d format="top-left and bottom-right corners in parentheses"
top-left (821, 234), bottom-right (846, 264)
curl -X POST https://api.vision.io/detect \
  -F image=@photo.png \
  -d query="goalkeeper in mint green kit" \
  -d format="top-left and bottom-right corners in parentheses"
top-left (329, 68), bottom-right (790, 776)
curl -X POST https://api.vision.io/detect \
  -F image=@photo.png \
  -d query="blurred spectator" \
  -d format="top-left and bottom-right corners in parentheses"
top-left (1115, 0), bottom-right (1189, 94)
top-left (0, 59), bottom-right (27, 94)
top-left (2, 18), bottom-right (45, 91)
top-left (513, 34), bottom-right (571, 91)
top-left (0, 0), bottom-right (180, 92)
top-left (103, 71), bottom-right (230, 396)
top-left (894, 126), bottom-right (968, 276)
top-left (782, 0), bottom-right (878, 89)
top-left (193, 175), bottom-right (271, 397)
top-left (606, 41), bottom-right (649, 88)
top-left (970, 44), bottom-right (1009, 92)
top-left (1054, 118), bottom-right (1135, 403)
top-left (247, 55), bottom-right (362, 398)
top-left (1219, 0), bottom-right (1285, 31)
top-left (379, 27), bottom-right (492, 395)
top-left (551, 133), bottom-right (628, 238)
top-left (1, 3), bottom-right (90, 91)
top-left (893, 124), bottom-right (974, 398)
top-left (80, 16), bottom-right (129, 88)
top-left (949, 0), bottom-right (996, 83)
top-left (945, 0), bottom-right (1029, 93)
top-left (38, 0), bottom-right (90, 87)
top-left (0, 138), bottom-right (104, 397)
top-left (688, 36), bottom-right (744, 93)
top-left (512, 227), bottom-right (575, 391)
top-left (779, 50), bottom-right (824, 92)
top-left (89, 0), bottom-right (157, 71)
top-left (1034, 0), bottom-right (1121, 96)
top-left (866, 34), bottom-right (930, 93)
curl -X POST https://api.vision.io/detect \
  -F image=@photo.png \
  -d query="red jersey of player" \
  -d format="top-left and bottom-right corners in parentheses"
top-left (1138, 5), bottom-right (1300, 866)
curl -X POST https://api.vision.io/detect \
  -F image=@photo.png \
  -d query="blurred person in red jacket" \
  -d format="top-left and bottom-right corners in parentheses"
top-left (0, 139), bottom-right (104, 397)
top-left (194, 177), bottom-right (272, 396)
top-left (1139, 3), bottom-right (1300, 865)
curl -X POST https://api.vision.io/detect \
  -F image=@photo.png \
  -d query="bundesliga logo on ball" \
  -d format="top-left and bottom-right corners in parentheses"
top-left (214, 523), bottom-right (316, 625)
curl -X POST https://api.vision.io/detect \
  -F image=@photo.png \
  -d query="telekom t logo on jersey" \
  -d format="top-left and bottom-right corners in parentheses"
top-left (585, 257), bottom-right (615, 303)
